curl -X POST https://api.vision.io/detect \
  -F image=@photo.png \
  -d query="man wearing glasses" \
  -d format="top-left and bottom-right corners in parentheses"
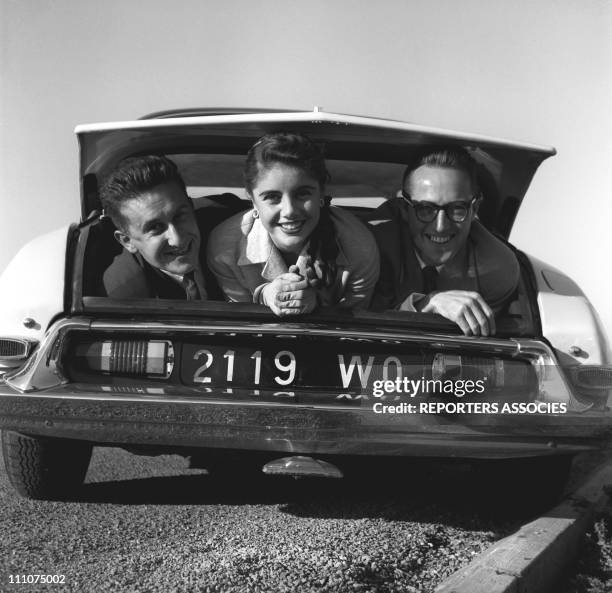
top-left (369, 146), bottom-right (519, 336)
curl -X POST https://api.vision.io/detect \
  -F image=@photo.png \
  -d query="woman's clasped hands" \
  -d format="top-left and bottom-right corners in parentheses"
top-left (260, 263), bottom-right (319, 316)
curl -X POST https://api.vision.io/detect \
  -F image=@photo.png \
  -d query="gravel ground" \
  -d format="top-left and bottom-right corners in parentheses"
top-left (1, 447), bottom-right (529, 593)
top-left (560, 492), bottom-right (612, 593)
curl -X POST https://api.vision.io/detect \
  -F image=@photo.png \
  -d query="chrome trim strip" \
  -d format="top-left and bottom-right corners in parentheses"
top-left (0, 386), bottom-right (347, 410)
top-left (4, 318), bottom-right (91, 393)
top-left (89, 318), bottom-right (521, 353)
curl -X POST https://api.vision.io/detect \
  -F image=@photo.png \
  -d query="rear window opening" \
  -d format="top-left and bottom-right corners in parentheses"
top-left (74, 153), bottom-right (539, 338)
top-left (75, 213), bottom-right (537, 340)
top-left (177, 154), bottom-right (403, 203)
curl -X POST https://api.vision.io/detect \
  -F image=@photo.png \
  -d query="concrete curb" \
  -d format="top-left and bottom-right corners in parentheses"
top-left (435, 457), bottom-right (612, 593)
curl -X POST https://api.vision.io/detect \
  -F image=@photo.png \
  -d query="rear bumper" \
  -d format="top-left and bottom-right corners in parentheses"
top-left (0, 382), bottom-right (610, 459)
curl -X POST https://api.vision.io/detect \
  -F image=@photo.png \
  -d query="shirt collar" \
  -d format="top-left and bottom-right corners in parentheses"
top-left (237, 215), bottom-right (348, 280)
top-left (238, 216), bottom-right (273, 266)
top-left (413, 249), bottom-right (443, 272)
top-left (159, 266), bottom-right (206, 294)
top-left (160, 269), bottom-right (186, 283)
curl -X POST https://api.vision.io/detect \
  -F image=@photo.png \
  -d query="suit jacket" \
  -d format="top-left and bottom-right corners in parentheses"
top-left (367, 198), bottom-right (520, 312)
top-left (102, 194), bottom-right (246, 300)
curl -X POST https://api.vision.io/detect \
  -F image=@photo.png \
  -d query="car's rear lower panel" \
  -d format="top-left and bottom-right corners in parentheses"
top-left (0, 383), bottom-right (609, 458)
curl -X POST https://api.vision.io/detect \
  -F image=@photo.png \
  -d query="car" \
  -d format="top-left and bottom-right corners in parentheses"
top-left (0, 107), bottom-right (611, 504)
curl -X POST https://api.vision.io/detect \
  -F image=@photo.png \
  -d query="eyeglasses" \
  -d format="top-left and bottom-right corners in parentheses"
top-left (401, 191), bottom-right (479, 223)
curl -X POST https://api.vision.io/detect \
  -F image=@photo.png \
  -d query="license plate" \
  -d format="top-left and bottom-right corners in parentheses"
top-left (180, 340), bottom-right (427, 394)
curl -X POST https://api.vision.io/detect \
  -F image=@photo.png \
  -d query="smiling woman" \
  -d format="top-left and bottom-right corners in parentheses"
top-left (249, 163), bottom-right (321, 263)
top-left (206, 132), bottom-right (380, 316)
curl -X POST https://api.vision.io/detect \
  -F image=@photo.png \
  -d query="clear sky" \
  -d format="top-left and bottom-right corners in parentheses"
top-left (1, 0), bottom-right (611, 337)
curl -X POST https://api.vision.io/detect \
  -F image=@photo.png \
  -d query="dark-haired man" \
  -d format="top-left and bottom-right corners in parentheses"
top-left (101, 155), bottom-right (242, 300)
top-left (369, 146), bottom-right (519, 336)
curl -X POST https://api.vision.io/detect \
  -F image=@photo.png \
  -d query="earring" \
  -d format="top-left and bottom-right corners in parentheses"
top-left (253, 209), bottom-right (259, 219)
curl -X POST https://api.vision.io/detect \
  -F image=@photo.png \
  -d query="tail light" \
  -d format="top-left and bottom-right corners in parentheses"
top-left (73, 340), bottom-right (174, 378)
top-left (430, 347), bottom-right (586, 410)
top-left (569, 365), bottom-right (612, 389)
top-left (431, 352), bottom-right (538, 399)
top-left (0, 337), bottom-right (37, 374)
top-left (0, 338), bottom-right (37, 360)
top-left (567, 365), bottom-right (612, 407)
top-left (0, 338), bottom-right (32, 359)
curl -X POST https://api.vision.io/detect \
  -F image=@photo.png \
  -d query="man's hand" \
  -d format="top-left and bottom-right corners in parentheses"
top-left (420, 290), bottom-right (496, 336)
top-left (261, 265), bottom-right (317, 316)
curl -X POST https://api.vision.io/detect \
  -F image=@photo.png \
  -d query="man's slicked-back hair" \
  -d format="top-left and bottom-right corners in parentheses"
top-left (100, 155), bottom-right (187, 231)
top-left (402, 145), bottom-right (480, 194)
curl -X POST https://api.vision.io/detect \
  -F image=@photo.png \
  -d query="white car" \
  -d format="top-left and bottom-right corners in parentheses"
top-left (0, 108), bottom-right (610, 503)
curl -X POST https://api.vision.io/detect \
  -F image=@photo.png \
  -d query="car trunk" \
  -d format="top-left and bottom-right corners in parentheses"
top-left (68, 111), bottom-right (549, 408)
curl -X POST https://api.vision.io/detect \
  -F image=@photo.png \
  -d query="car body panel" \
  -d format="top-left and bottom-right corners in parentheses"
top-left (0, 226), bottom-right (70, 345)
top-left (539, 293), bottom-right (610, 365)
top-left (526, 254), bottom-right (611, 366)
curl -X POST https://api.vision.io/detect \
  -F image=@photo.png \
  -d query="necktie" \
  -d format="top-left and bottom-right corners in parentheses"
top-left (422, 266), bottom-right (438, 294)
top-left (182, 271), bottom-right (201, 300)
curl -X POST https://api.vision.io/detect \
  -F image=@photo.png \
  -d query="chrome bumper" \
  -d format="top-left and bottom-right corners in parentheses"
top-left (0, 382), bottom-right (609, 458)
top-left (1, 316), bottom-right (610, 457)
